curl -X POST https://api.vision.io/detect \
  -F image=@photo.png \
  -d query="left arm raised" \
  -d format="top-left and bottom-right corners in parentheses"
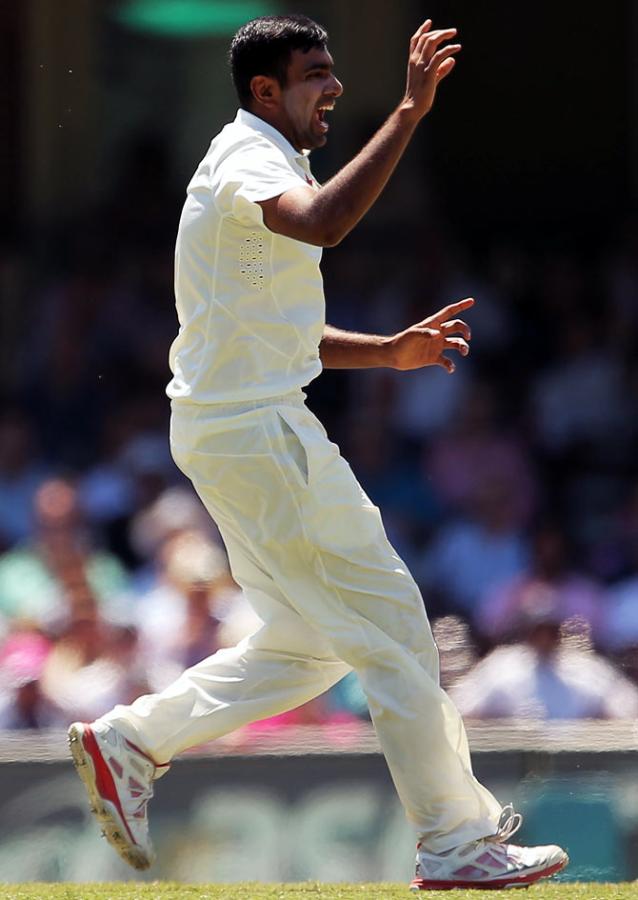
top-left (319, 297), bottom-right (474, 373)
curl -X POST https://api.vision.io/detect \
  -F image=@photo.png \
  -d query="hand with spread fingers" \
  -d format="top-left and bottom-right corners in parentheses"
top-left (402, 19), bottom-right (462, 120)
top-left (389, 297), bottom-right (474, 373)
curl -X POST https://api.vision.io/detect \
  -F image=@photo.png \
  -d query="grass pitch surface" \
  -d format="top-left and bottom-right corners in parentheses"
top-left (0, 885), bottom-right (636, 900)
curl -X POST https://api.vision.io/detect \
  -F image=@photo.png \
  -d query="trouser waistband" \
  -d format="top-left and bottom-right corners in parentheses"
top-left (171, 391), bottom-right (306, 416)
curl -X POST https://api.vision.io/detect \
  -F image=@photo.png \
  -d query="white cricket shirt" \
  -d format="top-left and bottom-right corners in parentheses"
top-left (167, 109), bottom-right (324, 405)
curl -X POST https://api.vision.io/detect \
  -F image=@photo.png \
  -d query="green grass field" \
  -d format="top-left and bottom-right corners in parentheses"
top-left (0, 885), bottom-right (636, 900)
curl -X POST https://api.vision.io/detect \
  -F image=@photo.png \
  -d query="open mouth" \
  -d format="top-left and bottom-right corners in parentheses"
top-left (314, 103), bottom-right (334, 133)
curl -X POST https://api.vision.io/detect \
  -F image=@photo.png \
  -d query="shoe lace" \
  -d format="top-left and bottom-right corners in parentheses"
top-left (490, 803), bottom-right (523, 843)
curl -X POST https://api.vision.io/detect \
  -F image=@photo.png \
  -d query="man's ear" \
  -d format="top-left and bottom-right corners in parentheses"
top-left (250, 75), bottom-right (281, 109)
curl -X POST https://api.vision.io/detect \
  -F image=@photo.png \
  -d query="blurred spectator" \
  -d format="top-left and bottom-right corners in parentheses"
top-left (19, 244), bottom-right (113, 467)
top-left (600, 532), bottom-right (638, 685)
top-left (0, 478), bottom-right (129, 628)
top-left (134, 530), bottom-right (259, 690)
top-left (78, 410), bottom-right (137, 530)
top-left (531, 316), bottom-right (631, 455)
top-left (426, 381), bottom-right (538, 526)
top-left (80, 399), bottom-right (182, 568)
top-left (387, 361), bottom-right (472, 444)
top-left (242, 693), bottom-right (364, 737)
top-left (40, 596), bottom-right (148, 723)
top-left (477, 522), bottom-right (604, 644)
top-left (417, 475), bottom-right (529, 621)
top-left (0, 627), bottom-right (62, 729)
top-left (238, 677), bottom-right (369, 747)
top-left (0, 410), bottom-right (49, 551)
top-left (128, 486), bottom-right (218, 591)
top-left (436, 242), bottom-right (513, 358)
top-left (450, 602), bottom-right (638, 720)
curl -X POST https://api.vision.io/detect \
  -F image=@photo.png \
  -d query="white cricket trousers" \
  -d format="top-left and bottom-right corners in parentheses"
top-left (102, 393), bottom-right (502, 853)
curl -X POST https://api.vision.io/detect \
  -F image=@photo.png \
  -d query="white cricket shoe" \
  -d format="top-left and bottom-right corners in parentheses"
top-left (68, 720), bottom-right (169, 870)
top-left (411, 804), bottom-right (568, 891)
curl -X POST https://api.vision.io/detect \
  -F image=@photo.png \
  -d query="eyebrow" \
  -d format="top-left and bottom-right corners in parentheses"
top-left (303, 61), bottom-right (333, 73)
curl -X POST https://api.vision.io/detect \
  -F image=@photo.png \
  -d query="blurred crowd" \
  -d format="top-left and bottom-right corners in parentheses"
top-left (1, 136), bottom-right (638, 734)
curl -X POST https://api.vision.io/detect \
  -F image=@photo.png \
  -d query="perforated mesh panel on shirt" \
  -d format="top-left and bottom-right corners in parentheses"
top-left (239, 232), bottom-right (265, 290)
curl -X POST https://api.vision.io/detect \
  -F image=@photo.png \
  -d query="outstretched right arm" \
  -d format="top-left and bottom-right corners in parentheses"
top-left (258, 20), bottom-right (461, 247)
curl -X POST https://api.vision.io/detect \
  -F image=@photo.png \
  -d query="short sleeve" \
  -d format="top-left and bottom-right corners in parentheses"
top-left (214, 138), bottom-right (307, 226)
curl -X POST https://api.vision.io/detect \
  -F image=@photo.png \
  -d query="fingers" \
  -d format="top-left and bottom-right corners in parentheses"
top-left (444, 336), bottom-right (470, 356)
top-left (437, 355), bottom-right (456, 374)
top-left (429, 43), bottom-right (462, 72)
top-left (415, 27), bottom-right (457, 53)
top-left (416, 28), bottom-right (458, 67)
top-left (436, 57), bottom-right (456, 82)
top-left (410, 19), bottom-right (432, 50)
top-left (427, 297), bottom-right (475, 324)
top-left (440, 318), bottom-right (471, 341)
top-left (437, 339), bottom-right (469, 374)
top-left (393, 323), bottom-right (470, 372)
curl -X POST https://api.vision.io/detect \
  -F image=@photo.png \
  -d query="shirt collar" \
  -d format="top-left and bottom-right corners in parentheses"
top-left (235, 109), bottom-right (310, 162)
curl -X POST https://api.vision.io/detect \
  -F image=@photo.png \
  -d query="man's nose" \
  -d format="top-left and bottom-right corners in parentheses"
top-left (329, 74), bottom-right (344, 97)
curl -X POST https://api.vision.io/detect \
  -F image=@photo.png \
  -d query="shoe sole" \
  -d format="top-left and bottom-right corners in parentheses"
top-left (410, 853), bottom-right (569, 891)
top-left (68, 722), bottom-right (152, 871)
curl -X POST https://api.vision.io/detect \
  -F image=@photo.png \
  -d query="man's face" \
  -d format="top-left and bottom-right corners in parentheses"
top-left (279, 47), bottom-right (343, 151)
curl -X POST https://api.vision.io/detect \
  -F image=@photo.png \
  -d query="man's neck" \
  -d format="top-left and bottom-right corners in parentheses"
top-left (243, 105), bottom-right (300, 152)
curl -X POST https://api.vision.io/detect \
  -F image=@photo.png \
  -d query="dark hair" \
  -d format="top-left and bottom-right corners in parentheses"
top-left (229, 14), bottom-right (328, 108)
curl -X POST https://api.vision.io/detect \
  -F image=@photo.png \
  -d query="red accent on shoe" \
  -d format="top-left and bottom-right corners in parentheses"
top-left (455, 865), bottom-right (489, 879)
top-left (81, 726), bottom-right (139, 848)
top-left (124, 738), bottom-right (168, 769)
top-left (410, 857), bottom-right (567, 891)
top-left (108, 757), bottom-right (124, 779)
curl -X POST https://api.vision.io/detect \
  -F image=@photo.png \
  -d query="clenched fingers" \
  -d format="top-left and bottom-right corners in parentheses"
top-left (440, 318), bottom-right (471, 341)
top-left (437, 334), bottom-right (471, 374)
top-left (437, 354), bottom-right (456, 374)
top-left (444, 336), bottom-right (470, 356)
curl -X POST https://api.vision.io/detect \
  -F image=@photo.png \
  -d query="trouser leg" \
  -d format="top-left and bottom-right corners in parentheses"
top-left (252, 515), bottom-right (502, 854)
top-left (102, 534), bottom-right (350, 762)
top-left (106, 399), bottom-right (501, 853)
top-left (195, 401), bottom-right (502, 853)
